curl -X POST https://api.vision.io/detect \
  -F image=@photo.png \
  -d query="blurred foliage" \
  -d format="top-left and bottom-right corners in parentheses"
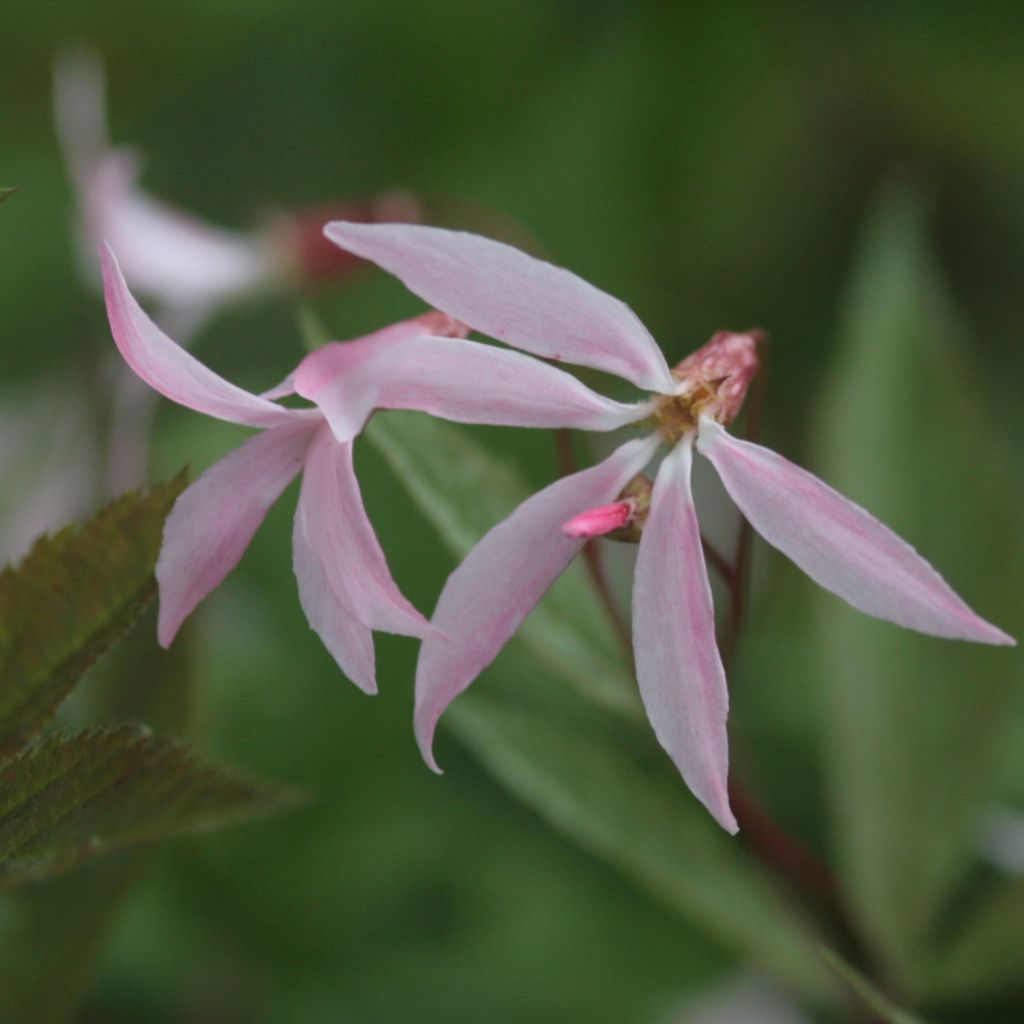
top-left (816, 187), bottom-right (1023, 998)
top-left (0, 476), bottom-right (301, 1021)
top-left (0, 473), bottom-right (185, 756)
top-left (819, 946), bottom-right (928, 1024)
top-left (2, 1), bottom-right (1023, 1022)
top-left (0, 723), bottom-right (297, 886)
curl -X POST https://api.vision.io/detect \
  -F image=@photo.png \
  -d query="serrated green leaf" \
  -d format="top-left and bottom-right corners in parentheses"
top-left (0, 472), bottom-right (188, 758)
top-left (0, 609), bottom-right (199, 1022)
top-left (366, 412), bottom-right (641, 719)
top-left (819, 946), bottom-right (931, 1023)
top-left (451, 645), bottom-right (835, 1004)
top-left (0, 187), bottom-right (17, 205)
top-left (0, 722), bottom-right (299, 886)
top-left (815, 186), bottom-right (1023, 987)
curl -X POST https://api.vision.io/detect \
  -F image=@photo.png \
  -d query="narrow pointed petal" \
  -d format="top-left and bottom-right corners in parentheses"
top-left (292, 500), bottom-right (377, 694)
top-left (415, 433), bottom-right (661, 771)
top-left (101, 244), bottom-right (300, 428)
top-left (632, 440), bottom-right (737, 833)
top-left (157, 420), bottom-right (314, 647)
top-left (324, 221), bottom-right (677, 392)
top-left (299, 427), bottom-right (429, 638)
top-left (698, 417), bottom-right (1015, 645)
top-left (294, 313), bottom-right (470, 441)
top-left (297, 333), bottom-right (653, 443)
top-left (562, 501), bottom-right (633, 538)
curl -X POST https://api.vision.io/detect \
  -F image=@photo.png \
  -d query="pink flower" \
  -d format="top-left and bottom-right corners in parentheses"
top-left (56, 51), bottom-right (273, 336)
top-left (324, 221), bottom-right (1015, 832)
top-left (101, 239), bottom-right (651, 693)
top-left (56, 51), bottom-right (420, 338)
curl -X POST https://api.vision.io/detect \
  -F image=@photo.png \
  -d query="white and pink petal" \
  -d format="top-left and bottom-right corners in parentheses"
top-left (292, 491), bottom-right (378, 695)
top-left (156, 419), bottom-right (315, 647)
top-left (297, 427), bottom-right (429, 639)
top-left (297, 332), bottom-right (653, 442)
top-left (697, 417), bottom-right (1014, 646)
top-left (101, 244), bottom-right (301, 429)
top-left (414, 433), bottom-right (661, 771)
top-left (632, 439), bottom-right (736, 833)
top-left (324, 221), bottom-right (677, 393)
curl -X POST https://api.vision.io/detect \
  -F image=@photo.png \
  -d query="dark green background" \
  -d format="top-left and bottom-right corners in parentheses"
top-left (2, 3), bottom-right (1023, 1021)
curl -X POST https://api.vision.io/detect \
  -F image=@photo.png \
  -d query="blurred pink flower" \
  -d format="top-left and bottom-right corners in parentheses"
top-left (56, 50), bottom-right (424, 338)
top-left (56, 50), bottom-right (274, 337)
top-left (325, 221), bottom-right (1015, 832)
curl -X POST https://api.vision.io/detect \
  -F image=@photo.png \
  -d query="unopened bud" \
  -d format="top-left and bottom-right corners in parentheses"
top-left (270, 191), bottom-right (423, 286)
top-left (563, 501), bottom-right (633, 539)
top-left (562, 474), bottom-right (653, 543)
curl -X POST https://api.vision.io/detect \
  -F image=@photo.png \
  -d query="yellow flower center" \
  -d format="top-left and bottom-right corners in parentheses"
top-left (653, 379), bottom-right (725, 445)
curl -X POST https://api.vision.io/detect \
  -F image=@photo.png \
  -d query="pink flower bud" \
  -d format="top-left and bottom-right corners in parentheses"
top-left (673, 331), bottom-right (762, 426)
top-left (562, 500), bottom-right (633, 539)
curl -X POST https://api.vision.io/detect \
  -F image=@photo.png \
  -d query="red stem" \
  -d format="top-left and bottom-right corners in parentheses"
top-left (555, 430), bottom-right (632, 657)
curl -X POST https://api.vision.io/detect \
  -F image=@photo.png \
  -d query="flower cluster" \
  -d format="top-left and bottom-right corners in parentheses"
top-left (103, 222), bottom-right (1013, 832)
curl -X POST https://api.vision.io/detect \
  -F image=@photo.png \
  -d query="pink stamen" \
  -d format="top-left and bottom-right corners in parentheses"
top-left (562, 501), bottom-right (633, 539)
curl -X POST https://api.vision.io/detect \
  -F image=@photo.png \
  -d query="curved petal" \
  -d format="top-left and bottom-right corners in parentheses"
top-left (415, 433), bottom-right (662, 771)
top-left (292, 499), bottom-right (377, 694)
top-left (697, 417), bottom-right (1015, 645)
top-left (632, 439), bottom-right (736, 833)
top-left (293, 313), bottom-right (468, 440)
top-left (324, 221), bottom-right (676, 392)
top-left (156, 420), bottom-right (315, 647)
top-left (297, 334), bottom-right (654, 443)
top-left (101, 243), bottom-right (299, 428)
top-left (298, 426), bottom-right (429, 638)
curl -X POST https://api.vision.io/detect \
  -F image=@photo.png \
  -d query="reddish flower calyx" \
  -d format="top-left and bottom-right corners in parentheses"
top-left (654, 331), bottom-right (761, 444)
top-left (272, 191), bottom-right (423, 285)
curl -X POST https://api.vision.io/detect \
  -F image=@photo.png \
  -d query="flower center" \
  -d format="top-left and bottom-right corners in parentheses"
top-left (653, 380), bottom-right (722, 445)
top-left (653, 331), bottom-right (762, 445)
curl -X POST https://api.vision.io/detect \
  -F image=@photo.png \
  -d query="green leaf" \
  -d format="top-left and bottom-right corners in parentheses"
top-left (0, 472), bottom-right (188, 759)
top-left (924, 875), bottom-right (1024, 1002)
top-left (819, 946), bottom-right (931, 1024)
top-left (451, 644), bottom-right (835, 1003)
top-left (815, 186), bottom-right (1023, 988)
top-left (0, 187), bottom-right (17, 205)
top-left (366, 412), bottom-right (642, 719)
top-left (0, 610), bottom-right (198, 1022)
top-left (0, 722), bottom-right (299, 886)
